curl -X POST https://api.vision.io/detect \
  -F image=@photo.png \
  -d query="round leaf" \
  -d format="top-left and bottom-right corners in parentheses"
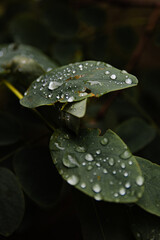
top-left (13, 147), bottom-right (62, 207)
top-left (49, 128), bottom-right (144, 203)
top-left (20, 60), bottom-right (138, 108)
top-left (136, 156), bottom-right (160, 217)
top-left (0, 167), bottom-right (25, 237)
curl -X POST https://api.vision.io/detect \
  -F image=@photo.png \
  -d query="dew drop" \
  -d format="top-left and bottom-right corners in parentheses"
top-left (100, 137), bottom-right (108, 145)
top-left (119, 187), bottom-right (126, 196)
top-left (120, 150), bottom-right (131, 159)
top-left (128, 160), bottom-right (133, 165)
top-left (114, 192), bottom-right (118, 198)
top-left (68, 96), bottom-right (75, 102)
top-left (92, 183), bottom-right (101, 193)
top-left (76, 146), bottom-right (86, 153)
top-left (124, 171), bottom-right (129, 177)
top-left (105, 70), bottom-right (110, 75)
top-left (103, 168), bottom-right (108, 174)
top-left (62, 154), bottom-right (79, 168)
top-left (136, 176), bottom-right (144, 186)
top-left (110, 74), bottom-right (117, 80)
top-left (88, 81), bottom-right (102, 86)
top-left (81, 182), bottom-right (86, 189)
top-left (48, 81), bottom-right (63, 90)
top-left (125, 182), bottom-right (131, 189)
top-left (94, 194), bottom-right (102, 201)
top-left (67, 175), bottom-right (79, 185)
top-left (96, 150), bottom-right (101, 155)
top-left (120, 162), bottom-right (126, 169)
top-left (125, 78), bottom-right (132, 84)
top-left (112, 170), bottom-right (116, 175)
top-left (87, 165), bottom-right (93, 171)
top-left (108, 158), bottom-right (115, 166)
top-left (85, 153), bottom-right (94, 161)
top-left (121, 70), bottom-right (127, 74)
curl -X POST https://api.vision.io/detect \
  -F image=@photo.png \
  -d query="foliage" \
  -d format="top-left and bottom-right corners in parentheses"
top-left (0, 0), bottom-right (160, 239)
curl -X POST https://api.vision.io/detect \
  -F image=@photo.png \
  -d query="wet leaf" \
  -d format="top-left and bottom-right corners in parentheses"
top-left (13, 146), bottom-right (62, 207)
top-left (64, 99), bottom-right (87, 118)
top-left (116, 118), bottom-right (156, 153)
top-left (20, 60), bottom-right (138, 108)
top-left (136, 156), bottom-right (160, 216)
top-left (49, 128), bottom-right (144, 203)
top-left (0, 111), bottom-right (21, 146)
top-left (0, 167), bottom-right (25, 237)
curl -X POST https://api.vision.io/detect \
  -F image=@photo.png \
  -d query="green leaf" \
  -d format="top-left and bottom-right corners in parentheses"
top-left (49, 128), bottom-right (144, 203)
top-left (0, 111), bottom-right (21, 146)
top-left (115, 118), bottom-right (156, 153)
top-left (20, 60), bottom-right (138, 108)
top-left (0, 167), bottom-right (25, 237)
top-left (13, 146), bottom-right (62, 207)
top-left (64, 99), bottom-right (87, 118)
top-left (136, 156), bottom-right (160, 216)
top-left (0, 43), bottom-right (57, 74)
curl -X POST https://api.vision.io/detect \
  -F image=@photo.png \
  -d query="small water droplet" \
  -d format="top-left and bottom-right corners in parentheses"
top-left (68, 96), bottom-right (75, 102)
top-left (81, 182), bottom-right (86, 189)
top-left (125, 182), bottom-right (131, 189)
top-left (136, 176), bottom-right (144, 186)
top-left (87, 165), bottom-right (93, 171)
top-left (119, 187), bottom-right (126, 196)
top-left (87, 81), bottom-right (102, 86)
top-left (92, 183), bottom-right (101, 193)
top-left (48, 81), bottom-right (63, 90)
top-left (94, 194), bottom-right (102, 201)
top-left (110, 74), bottom-right (117, 80)
top-left (67, 175), bottom-right (79, 185)
top-left (120, 162), bottom-right (126, 169)
top-left (120, 150), bottom-right (131, 159)
top-left (112, 170), bottom-right (116, 175)
top-left (62, 154), bottom-right (79, 168)
top-left (75, 146), bottom-right (86, 153)
top-left (100, 137), bottom-right (108, 145)
top-left (128, 160), bottom-right (133, 165)
top-left (96, 150), bottom-right (101, 155)
top-left (125, 78), bottom-right (132, 84)
top-left (121, 70), bottom-right (127, 74)
top-left (82, 162), bottom-right (86, 166)
top-left (108, 158), bottom-right (115, 166)
top-left (114, 192), bottom-right (118, 198)
top-left (105, 70), bottom-right (110, 75)
top-left (85, 153), bottom-right (94, 161)
top-left (96, 162), bottom-right (101, 167)
top-left (124, 172), bottom-right (129, 177)
top-left (103, 168), bottom-right (108, 174)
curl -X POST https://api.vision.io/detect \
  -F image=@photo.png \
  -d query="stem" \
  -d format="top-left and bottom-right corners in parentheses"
top-left (2, 80), bottom-right (56, 132)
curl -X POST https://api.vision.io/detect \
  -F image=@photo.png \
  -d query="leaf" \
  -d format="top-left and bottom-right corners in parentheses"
top-left (13, 146), bottom-right (62, 207)
top-left (136, 156), bottom-right (160, 216)
top-left (64, 99), bottom-right (87, 118)
top-left (49, 128), bottom-right (144, 203)
top-left (0, 167), bottom-right (25, 237)
top-left (20, 60), bottom-right (138, 108)
top-left (115, 118), bottom-right (156, 153)
top-left (0, 111), bottom-right (21, 146)
top-left (0, 43), bottom-right (57, 74)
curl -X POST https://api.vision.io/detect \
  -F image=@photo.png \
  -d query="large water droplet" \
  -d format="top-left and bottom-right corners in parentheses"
top-left (75, 146), bottom-right (86, 153)
top-left (100, 137), bottom-right (108, 145)
top-left (108, 158), bottom-right (115, 166)
top-left (48, 81), bottom-right (63, 90)
top-left (119, 187), bottom-right (126, 196)
top-left (85, 153), bottom-right (94, 161)
top-left (62, 154), bottom-right (79, 168)
top-left (67, 175), bottom-right (79, 185)
top-left (92, 183), bottom-right (101, 193)
top-left (136, 176), bottom-right (144, 186)
top-left (120, 150), bottom-right (131, 159)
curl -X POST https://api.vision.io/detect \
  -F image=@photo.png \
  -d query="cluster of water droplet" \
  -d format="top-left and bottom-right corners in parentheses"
top-left (51, 131), bottom-right (144, 202)
top-left (24, 60), bottom-right (135, 105)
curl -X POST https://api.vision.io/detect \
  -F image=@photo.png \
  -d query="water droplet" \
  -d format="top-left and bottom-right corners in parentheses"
top-left (96, 150), bottom-right (101, 155)
top-left (120, 150), bottom-right (131, 159)
top-left (112, 170), bottom-right (116, 175)
top-left (121, 70), bottom-right (127, 74)
top-left (68, 96), bottom-right (74, 102)
top-left (75, 146), bottom-right (86, 153)
top-left (128, 160), bottom-right (133, 165)
top-left (136, 176), bottom-right (144, 186)
top-left (105, 70), bottom-right (110, 75)
top-left (54, 142), bottom-right (65, 150)
top-left (94, 194), bottom-right (102, 201)
top-left (82, 162), bottom-right (86, 166)
top-left (120, 162), bottom-right (126, 169)
top-left (81, 182), bottom-right (86, 189)
top-left (85, 153), bottom-right (94, 161)
top-left (125, 182), bottom-right (131, 188)
top-left (125, 78), bottom-right (132, 84)
top-left (114, 192), bottom-right (118, 198)
top-left (87, 81), bottom-right (102, 86)
top-left (48, 81), bottom-right (63, 90)
top-left (124, 172), bottom-right (129, 177)
top-left (67, 175), bottom-right (79, 185)
top-left (110, 74), bottom-right (117, 80)
top-left (100, 137), bottom-right (108, 145)
top-left (64, 134), bottom-right (70, 139)
top-left (96, 162), bottom-right (101, 167)
top-left (62, 154), bottom-right (79, 168)
top-left (108, 158), bottom-right (115, 166)
top-left (87, 165), bottom-right (93, 171)
top-left (47, 67), bottom-right (52, 72)
top-left (119, 187), bottom-right (126, 196)
top-left (92, 183), bottom-right (101, 193)
top-left (103, 168), bottom-right (108, 174)
top-left (0, 50), bottom-right (4, 57)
